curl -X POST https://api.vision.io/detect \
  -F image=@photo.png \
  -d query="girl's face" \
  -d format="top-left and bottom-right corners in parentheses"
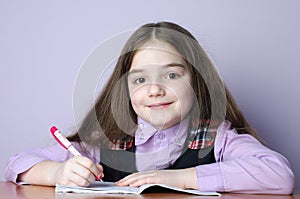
top-left (127, 40), bottom-right (195, 129)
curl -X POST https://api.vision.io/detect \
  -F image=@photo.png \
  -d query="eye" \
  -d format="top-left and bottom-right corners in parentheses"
top-left (166, 72), bottom-right (180, 79)
top-left (133, 77), bottom-right (145, 84)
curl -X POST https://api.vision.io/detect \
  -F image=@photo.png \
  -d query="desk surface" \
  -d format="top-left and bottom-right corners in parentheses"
top-left (0, 181), bottom-right (298, 199)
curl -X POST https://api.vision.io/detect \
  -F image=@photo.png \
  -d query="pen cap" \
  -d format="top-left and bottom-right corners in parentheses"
top-left (50, 125), bottom-right (70, 149)
top-left (50, 126), bottom-right (58, 134)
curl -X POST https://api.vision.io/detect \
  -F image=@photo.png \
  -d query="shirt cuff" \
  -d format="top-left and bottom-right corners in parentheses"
top-left (196, 163), bottom-right (225, 192)
top-left (5, 156), bottom-right (47, 184)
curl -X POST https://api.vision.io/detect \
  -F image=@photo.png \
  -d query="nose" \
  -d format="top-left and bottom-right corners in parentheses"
top-left (147, 83), bottom-right (165, 97)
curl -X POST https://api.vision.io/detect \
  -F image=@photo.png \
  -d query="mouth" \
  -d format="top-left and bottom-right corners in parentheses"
top-left (147, 102), bottom-right (173, 109)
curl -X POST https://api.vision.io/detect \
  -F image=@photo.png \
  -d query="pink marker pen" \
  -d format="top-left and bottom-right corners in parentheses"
top-left (50, 125), bottom-right (102, 181)
top-left (50, 126), bottom-right (81, 156)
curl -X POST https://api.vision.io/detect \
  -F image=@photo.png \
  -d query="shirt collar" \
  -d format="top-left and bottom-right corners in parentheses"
top-left (135, 116), bottom-right (190, 146)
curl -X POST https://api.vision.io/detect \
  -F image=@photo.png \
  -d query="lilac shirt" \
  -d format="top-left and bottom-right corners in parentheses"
top-left (4, 121), bottom-right (295, 194)
top-left (135, 116), bottom-right (189, 171)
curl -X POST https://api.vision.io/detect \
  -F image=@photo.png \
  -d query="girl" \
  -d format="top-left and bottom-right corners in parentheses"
top-left (5, 21), bottom-right (294, 194)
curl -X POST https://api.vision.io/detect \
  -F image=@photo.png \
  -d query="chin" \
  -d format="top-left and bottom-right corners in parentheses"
top-left (151, 120), bottom-right (177, 130)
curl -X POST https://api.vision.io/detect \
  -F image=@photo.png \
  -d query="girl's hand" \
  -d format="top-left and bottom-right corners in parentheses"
top-left (115, 168), bottom-right (198, 190)
top-left (53, 156), bottom-right (103, 187)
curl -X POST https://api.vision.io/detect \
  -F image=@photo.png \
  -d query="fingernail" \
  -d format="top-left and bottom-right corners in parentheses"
top-left (96, 174), bottom-right (103, 181)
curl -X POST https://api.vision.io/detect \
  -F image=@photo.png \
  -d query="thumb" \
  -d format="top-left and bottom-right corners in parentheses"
top-left (96, 164), bottom-right (104, 180)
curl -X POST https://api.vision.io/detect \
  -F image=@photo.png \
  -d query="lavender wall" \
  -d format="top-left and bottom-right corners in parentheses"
top-left (1, 0), bottom-right (299, 188)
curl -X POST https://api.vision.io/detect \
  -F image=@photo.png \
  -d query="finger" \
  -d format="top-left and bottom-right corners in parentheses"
top-left (115, 173), bottom-right (138, 185)
top-left (95, 164), bottom-right (104, 180)
top-left (126, 174), bottom-right (154, 187)
top-left (117, 171), bottom-right (143, 183)
top-left (68, 171), bottom-right (91, 187)
top-left (71, 160), bottom-right (96, 183)
top-left (75, 156), bottom-right (102, 181)
top-left (116, 172), bottom-right (153, 187)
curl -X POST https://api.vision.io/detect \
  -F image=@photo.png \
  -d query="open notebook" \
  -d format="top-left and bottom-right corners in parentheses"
top-left (55, 181), bottom-right (220, 196)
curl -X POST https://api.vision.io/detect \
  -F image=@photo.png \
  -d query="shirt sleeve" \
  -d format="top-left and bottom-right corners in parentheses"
top-left (4, 142), bottom-right (100, 184)
top-left (196, 121), bottom-right (295, 194)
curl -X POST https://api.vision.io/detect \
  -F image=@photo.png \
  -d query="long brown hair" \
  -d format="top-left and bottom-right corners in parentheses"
top-left (68, 21), bottom-right (261, 145)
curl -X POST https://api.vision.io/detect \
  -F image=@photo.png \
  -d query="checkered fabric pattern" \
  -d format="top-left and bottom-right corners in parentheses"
top-left (110, 119), bottom-right (219, 150)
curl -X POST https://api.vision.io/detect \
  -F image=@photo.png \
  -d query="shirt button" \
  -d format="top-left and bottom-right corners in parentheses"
top-left (158, 133), bottom-right (165, 140)
top-left (138, 123), bottom-right (144, 129)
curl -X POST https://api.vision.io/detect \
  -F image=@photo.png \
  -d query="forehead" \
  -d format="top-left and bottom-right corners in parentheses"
top-left (130, 40), bottom-right (186, 69)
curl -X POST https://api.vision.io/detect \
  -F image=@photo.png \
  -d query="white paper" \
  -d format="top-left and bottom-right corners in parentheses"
top-left (55, 181), bottom-right (221, 196)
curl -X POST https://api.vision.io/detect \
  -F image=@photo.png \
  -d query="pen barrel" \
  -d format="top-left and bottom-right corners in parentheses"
top-left (68, 145), bottom-right (82, 156)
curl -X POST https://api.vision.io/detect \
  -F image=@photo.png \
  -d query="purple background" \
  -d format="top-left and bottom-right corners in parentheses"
top-left (1, 1), bottom-right (299, 188)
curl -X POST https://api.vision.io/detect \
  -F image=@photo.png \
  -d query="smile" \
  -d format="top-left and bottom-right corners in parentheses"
top-left (147, 102), bottom-right (173, 109)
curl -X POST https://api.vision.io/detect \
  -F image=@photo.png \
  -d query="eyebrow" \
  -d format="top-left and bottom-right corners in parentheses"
top-left (128, 63), bottom-right (186, 75)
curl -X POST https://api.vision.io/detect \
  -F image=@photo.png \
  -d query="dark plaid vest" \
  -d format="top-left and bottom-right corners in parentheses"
top-left (101, 120), bottom-right (218, 182)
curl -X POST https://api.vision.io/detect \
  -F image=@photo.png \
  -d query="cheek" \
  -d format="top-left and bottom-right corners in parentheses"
top-left (179, 89), bottom-right (194, 103)
top-left (129, 87), bottom-right (145, 108)
top-left (170, 79), bottom-right (194, 98)
top-left (173, 83), bottom-right (195, 109)
top-left (184, 89), bottom-right (195, 110)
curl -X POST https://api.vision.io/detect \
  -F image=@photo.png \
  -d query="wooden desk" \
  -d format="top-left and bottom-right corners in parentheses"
top-left (0, 181), bottom-right (298, 199)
